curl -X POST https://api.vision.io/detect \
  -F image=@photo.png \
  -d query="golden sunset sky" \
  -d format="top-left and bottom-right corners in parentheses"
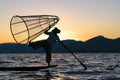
top-left (0, 0), bottom-right (120, 43)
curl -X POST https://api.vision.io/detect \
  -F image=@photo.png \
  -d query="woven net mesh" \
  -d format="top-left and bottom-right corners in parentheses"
top-left (10, 15), bottom-right (59, 44)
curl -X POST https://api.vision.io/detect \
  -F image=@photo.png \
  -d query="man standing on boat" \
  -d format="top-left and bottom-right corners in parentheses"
top-left (29, 26), bottom-right (61, 66)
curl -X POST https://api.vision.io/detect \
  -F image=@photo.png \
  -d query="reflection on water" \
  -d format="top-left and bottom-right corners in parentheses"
top-left (0, 53), bottom-right (120, 80)
top-left (17, 70), bottom-right (63, 80)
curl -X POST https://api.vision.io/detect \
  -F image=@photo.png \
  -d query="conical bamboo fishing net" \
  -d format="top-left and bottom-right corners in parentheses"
top-left (10, 15), bottom-right (59, 44)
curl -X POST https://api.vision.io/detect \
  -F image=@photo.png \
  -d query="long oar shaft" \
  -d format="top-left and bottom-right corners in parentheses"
top-left (60, 42), bottom-right (87, 70)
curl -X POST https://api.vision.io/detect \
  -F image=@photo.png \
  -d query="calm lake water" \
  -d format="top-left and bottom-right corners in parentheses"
top-left (0, 53), bottom-right (120, 80)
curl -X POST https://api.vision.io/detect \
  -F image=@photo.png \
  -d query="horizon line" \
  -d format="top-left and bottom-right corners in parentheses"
top-left (0, 35), bottom-right (120, 44)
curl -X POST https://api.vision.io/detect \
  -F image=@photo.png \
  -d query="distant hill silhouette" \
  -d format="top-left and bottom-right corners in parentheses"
top-left (0, 35), bottom-right (120, 53)
top-left (80, 36), bottom-right (120, 52)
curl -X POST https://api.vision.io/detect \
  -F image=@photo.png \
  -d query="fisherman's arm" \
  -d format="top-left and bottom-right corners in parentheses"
top-left (57, 37), bottom-right (64, 46)
top-left (44, 26), bottom-right (51, 35)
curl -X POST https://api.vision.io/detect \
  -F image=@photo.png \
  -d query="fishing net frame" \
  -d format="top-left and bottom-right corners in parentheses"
top-left (10, 15), bottom-right (59, 44)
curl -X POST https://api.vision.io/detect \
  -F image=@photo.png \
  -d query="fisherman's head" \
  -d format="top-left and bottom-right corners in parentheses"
top-left (52, 27), bottom-right (61, 34)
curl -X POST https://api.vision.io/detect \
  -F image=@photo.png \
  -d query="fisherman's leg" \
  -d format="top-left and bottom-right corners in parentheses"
top-left (29, 40), bottom-right (44, 49)
top-left (45, 49), bottom-right (51, 66)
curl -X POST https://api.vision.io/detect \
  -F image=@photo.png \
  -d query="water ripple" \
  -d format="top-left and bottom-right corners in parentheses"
top-left (0, 53), bottom-right (119, 80)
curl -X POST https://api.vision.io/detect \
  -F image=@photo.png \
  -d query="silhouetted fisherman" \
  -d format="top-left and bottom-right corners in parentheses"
top-left (29, 27), bottom-right (61, 66)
